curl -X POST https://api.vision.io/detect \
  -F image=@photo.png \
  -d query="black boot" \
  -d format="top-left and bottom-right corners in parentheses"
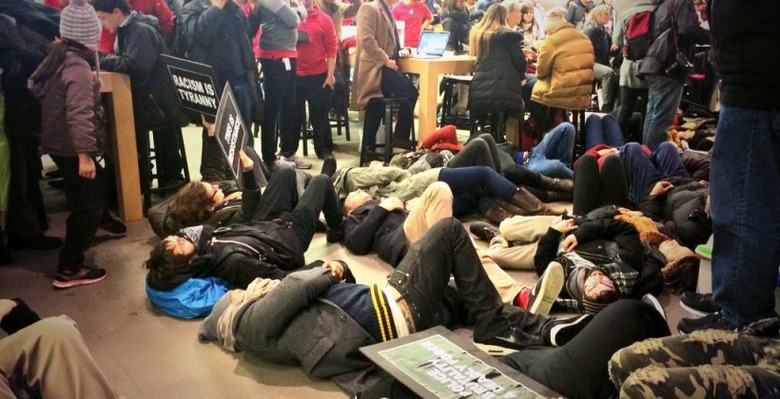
top-left (510, 187), bottom-right (561, 216)
top-left (469, 222), bottom-right (500, 242)
top-left (544, 191), bottom-right (573, 203)
top-left (483, 204), bottom-right (514, 224)
top-left (539, 176), bottom-right (574, 193)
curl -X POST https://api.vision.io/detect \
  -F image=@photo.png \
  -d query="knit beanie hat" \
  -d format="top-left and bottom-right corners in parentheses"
top-left (60, 0), bottom-right (102, 50)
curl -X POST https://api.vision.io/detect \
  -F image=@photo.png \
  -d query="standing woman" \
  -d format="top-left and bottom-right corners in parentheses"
top-left (28, 0), bottom-right (109, 288)
top-left (440, 0), bottom-right (471, 53)
top-left (519, 1), bottom-right (540, 47)
top-left (467, 4), bottom-right (526, 137)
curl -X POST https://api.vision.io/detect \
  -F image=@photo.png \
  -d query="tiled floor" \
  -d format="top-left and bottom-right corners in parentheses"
top-left (0, 117), bottom-right (739, 398)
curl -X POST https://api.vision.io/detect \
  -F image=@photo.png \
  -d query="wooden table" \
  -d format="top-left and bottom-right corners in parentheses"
top-left (398, 55), bottom-right (474, 143)
top-left (99, 71), bottom-right (143, 222)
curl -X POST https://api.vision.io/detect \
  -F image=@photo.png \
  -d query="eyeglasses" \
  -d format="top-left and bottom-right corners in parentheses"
top-left (209, 185), bottom-right (219, 201)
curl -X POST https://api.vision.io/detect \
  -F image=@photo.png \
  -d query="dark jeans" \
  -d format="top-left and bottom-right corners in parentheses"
top-left (232, 81), bottom-right (255, 148)
top-left (388, 218), bottom-right (508, 340)
top-left (643, 74), bottom-right (684, 150)
top-left (573, 154), bottom-right (632, 215)
top-left (293, 73), bottom-right (334, 157)
top-left (585, 114), bottom-right (625, 150)
top-left (148, 126), bottom-right (184, 182)
top-left (617, 87), bottom-right (647, 142)
top-left (282, 174), bottom-right (343, 252)
top-left (501, 300), bottom-right (670, 399)
top-left (439, 166), bottom-right (517, 215)
top-left (260, 57), bottom-right (298, 161)
top-left (251, 165), bottom-right (299, 222)
top-left (711, 105), bottom-right (780, 326)
top-left (362, 66), bottom-right (418, 149)
top-left (619, 142), bottom-right (689, 204)
top-left (50, 155), bottom-right (105, 272)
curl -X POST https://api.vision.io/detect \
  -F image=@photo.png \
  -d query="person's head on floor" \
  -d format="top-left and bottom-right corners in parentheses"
top-left (582, 269), bottom-right (618, 313)
top-left (169, 182), bottom-right (225, 226)
top-left (343, 189), bottom-right (373, 215)
top-left (145, 234), bottom-right (198, 276)
top-left (92, 0), bottom-right (131, 34)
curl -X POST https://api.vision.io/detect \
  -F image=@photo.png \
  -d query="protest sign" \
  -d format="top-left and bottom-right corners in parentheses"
top-left (162, 55), bottom-right (219, 116)
top-left (213, 84), bottom-right (247, 185)
top-left (361, 326), bottom-right (560, 399)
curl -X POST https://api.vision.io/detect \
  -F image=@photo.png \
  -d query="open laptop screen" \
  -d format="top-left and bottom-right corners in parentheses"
top-left (417, 31), bottom-right (450, 57)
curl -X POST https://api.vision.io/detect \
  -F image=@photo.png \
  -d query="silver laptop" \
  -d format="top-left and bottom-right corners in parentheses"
top-left (414, 31), bottom-right (450, 58)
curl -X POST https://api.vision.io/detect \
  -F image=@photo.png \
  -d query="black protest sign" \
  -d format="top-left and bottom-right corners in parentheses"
top-left (162, 55), bottom-right (219, 116)
top-left (214, 84), bottom-right (247, 186)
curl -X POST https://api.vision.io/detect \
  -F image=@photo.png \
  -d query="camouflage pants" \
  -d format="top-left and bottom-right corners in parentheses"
top-left (609, 329), bottom-right (780, 399)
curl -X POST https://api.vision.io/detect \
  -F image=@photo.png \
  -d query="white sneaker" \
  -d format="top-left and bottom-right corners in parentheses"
top-left (641, 293), bottom-right (667, 321)
top-left (282, 155), bottom-right (312, 169)
top-left (527, 261), bottom-right (565, 316)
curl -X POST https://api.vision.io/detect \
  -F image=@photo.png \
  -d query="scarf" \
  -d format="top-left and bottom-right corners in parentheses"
top-left (216, 277), bottom-right (281, 351)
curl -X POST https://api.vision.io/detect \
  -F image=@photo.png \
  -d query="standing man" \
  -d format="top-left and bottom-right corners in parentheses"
top-left (638, 0), bottom-right (708, 150)
top-left (258, 0), bottom-right (310, 169)
top-left (584, 4), bottom-right (617, 112)
top-left (678, 1), bottom-right (780, 333)
top-left (565, 0), bottom-right (592, 30)
top-left (351, 0), bottom-right (418, 151)
top-left (291, 0), bottom-right (338, 159)
top-left (392, 0), bottom-right (432, 49)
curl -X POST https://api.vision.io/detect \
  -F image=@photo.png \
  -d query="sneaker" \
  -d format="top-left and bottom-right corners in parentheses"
top-left (695, 244), bottom-right (712, 260)
top-left (677, 313), bottom-right (736, 334)
top-left (527, 262), bottom-right (564, 316)
top-left (469, 222), bottom-right (500, 242)
top-left (99, 211), bottom-right (127, 237)
top-left (543, 314), bottom-right (593, 347)
top-left (281, 155), bottom-right (312, 170)
top-left (641, 293), bottom-right (667, 321)
top-left (52, 266), bottom-right (108, 289)
top-left (679, 292), bottom-right (721, 317)
top-left (474, 325), bottom-right (543, 353)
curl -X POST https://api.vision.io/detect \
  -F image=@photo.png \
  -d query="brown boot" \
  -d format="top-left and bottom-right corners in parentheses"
top-left (544, 191), bottom-right (573, 203)
top-left (539, 176), bottom-right (574, 193)
top-left (510, 188), bottom-right (560, 216)
top-left (484, 204), bottom-right (515, 224)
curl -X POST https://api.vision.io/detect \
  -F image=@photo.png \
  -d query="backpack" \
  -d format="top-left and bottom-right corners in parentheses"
top-left (624, 2), bottom-right (663, 61)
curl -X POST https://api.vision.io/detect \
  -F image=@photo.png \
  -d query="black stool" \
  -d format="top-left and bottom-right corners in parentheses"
top-left (360, 97), bottom-right (416, 166)
top-left (136, 125), bottom-right (190, 212)
top-left (330, 79), bottom-right (351, 141)
top-left (469, 111), bottom-right (507, 144)
top-left (568, 109), bottom-right (587, 160)
top-left (439, 75), bottom-right (472, 129)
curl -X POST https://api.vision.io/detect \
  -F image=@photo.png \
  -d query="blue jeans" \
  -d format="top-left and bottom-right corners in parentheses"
top-left (619, 142), bottom-right (688, 204)
top-left (439, 166), bottom-right (517, 216)
top-left (711, 105), bottom-right (780, 327)
top-left (643, 75), bottom-right (684, 150)
top-left (527, 122), bottom-right (575, 179)
top-left (585, 114), bottom-right (625, 149)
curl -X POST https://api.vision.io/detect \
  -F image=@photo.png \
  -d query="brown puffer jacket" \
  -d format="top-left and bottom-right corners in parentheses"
top-left (531, 23), bottom-right (595, 110)
top-left (28, 39), bottom-right (105, 157)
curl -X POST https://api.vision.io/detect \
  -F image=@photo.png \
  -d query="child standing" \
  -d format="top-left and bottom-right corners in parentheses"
top-left (28, 0), bottom-right (109, 288)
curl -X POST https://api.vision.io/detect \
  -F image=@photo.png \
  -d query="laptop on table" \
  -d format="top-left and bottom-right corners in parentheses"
top-left (413, 31), bottom-right (450, 58)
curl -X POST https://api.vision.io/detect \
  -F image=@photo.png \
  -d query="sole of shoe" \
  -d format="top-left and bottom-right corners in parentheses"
top-left (549, 314), bottom-right (592, 347)
top-left (98, 227), bottom-right (128, 238)
top-left (529, 262), bottom-right (564, 317)
top-left (52, 272), bottom-right (108, 289)
top-left (679, 298), bottom-right (716, 318)
top-left (695, 244), bottom-right (712, 260)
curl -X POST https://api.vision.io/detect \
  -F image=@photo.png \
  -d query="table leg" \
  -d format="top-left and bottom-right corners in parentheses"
top-left (416, 65), bottom-right (438, 144)
top-left (106, 77), bottom-right (143, 222)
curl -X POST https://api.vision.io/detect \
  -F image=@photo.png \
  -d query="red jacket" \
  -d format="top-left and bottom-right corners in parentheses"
top-left (296, 7), bottom-right (338, 76)
top-left (99, 0), bottom-right (174, 53)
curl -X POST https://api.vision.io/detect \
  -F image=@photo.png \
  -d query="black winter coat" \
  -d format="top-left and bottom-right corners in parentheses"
top-left (468, 29), bottom-right (525, 120)
top-left (100, 12), bottom-right (189, 130)
top-left (343, 201), bottom-right (408, 266)
top-left (440, 8), bottom-right (470, 52)
top-left (583, 24), bottom-right (611, 66)
top-left (639, 177), bottom-right (710, 249)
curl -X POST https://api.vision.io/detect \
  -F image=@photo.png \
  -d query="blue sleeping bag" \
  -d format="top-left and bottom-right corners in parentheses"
top-left (146, 275), bottom-right (230, 319)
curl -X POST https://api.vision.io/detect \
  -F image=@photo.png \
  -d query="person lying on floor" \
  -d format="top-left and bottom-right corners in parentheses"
top-left (144, 169), bottom-right (343, 291)
top-left (198, 219), bottom-right (670, 398)
top-left (0, 298), bottom-right (119, 398)
top-left (147, 118), bottom-right (329, 237)
top-left (334, 164), bottom-right (561, 225)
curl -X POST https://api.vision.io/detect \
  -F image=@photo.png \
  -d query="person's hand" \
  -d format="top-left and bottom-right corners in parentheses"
top-left (561, 234), bottom-right (578, 252)
top-left (239, 149), bottom-right (254, 172)
top-left (0, 299), bottom-right (17, 320)
top-left (609, 43), bottom-right (619, 52)
top-left (698, 180), bottom-right (709, 188)
top-left (323, 260), bottom-right (344, 280)
top-left (596, 147), bottom-right (618, 157)
top-left (323, 73), bottom-right (336, 89)
top-left (522, 47), bottom-right (537, 60)
top-left (379, 197), bottom-right (404, 211)
top-left (404, 197), bottom-right (419, 212)
top-left (649, 181), bottom-right (674, 196)
top-left (78, 153), bottom-right (96, 179)
top-left (201, 115), bottom-right (216, 137)
top-left (551, 218), bottom-right (578, 234)
top-left (385, 59), bottom-right (399, 70)
top-left (211, 0), bottom-right (228, 9)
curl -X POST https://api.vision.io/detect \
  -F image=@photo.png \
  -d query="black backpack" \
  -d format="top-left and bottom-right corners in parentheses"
top-left (624, 2), bottom-right (663, 61)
